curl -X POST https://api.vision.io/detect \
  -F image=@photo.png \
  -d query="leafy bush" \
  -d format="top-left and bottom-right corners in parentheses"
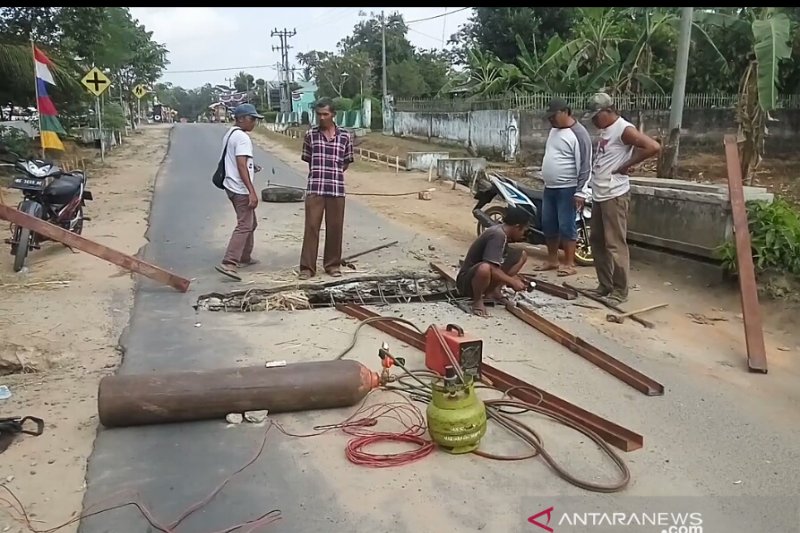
top-left (718, 199), bottom-right (800, 277)
top-left (0, 125), bottom-right (34, 157)
top-left (261, 111), bottom-right (278, 123)
top-left (102, 102), bottom-right (127, 131)
top-left (332, 97), bottom-right (353, 112)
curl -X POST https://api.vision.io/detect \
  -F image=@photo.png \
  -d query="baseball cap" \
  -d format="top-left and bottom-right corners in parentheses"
top-left (584, 92), bottom-right (614, 119)
top-left (545, 97), bottom-right (570, 119)
top-left (233, 103), bottom-right (264, 119)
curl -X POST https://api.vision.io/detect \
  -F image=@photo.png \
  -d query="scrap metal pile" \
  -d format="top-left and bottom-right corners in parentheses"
top-left (195, 272), bottom-right (462, 312)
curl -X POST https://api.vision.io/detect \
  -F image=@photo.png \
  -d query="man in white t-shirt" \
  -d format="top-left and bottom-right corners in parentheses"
top-left (215, 103), bottom-right (263, 281)
top-left (583, 93), bottom-right (660, 304)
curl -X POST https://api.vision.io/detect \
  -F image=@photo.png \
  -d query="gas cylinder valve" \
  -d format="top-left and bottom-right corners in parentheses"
top-left (378, 342), bottom-right (405, 385)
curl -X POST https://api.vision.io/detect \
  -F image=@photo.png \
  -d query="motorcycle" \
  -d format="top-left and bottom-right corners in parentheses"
top-left (472, 172), bottom-right (594, 266)
top-left (2, 151), bottom-right (92, 272)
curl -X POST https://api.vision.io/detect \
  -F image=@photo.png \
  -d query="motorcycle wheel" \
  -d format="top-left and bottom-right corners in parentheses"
top-left (13, 226), bottom-right (31, 272)
top-left (71, 207), bottom-right (84, 235)
top-left (476, 205), bottom-right (506, 237)
top-left (575, 224), bottom-right (594, 266)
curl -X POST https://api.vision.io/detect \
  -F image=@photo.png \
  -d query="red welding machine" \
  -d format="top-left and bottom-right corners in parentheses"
top-left (424, 324), bottom-right (483, 379)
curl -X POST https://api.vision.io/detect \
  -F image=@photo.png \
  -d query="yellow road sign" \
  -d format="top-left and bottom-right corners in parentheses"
top-left (81, 67), bottom-right (111, 97)
top-left (132, 84), bottom-right (148, 99)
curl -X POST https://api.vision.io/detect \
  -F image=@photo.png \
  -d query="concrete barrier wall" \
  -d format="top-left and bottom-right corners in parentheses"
top-left (429, 112), bottom-right (470, 144)
top-left (437, 158), bottom-right (487, 183)
top-left (384, 105), bottom-right (800, 164)
top-left (521, 174), bottom-right (774, 260)
top-left (384, 109), bottom-right (518, 161)
top-left (406, 152), bottom-right (450, 172)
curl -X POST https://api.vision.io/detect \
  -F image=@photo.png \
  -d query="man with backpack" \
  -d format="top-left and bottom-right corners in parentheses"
top-left (214, 103), bottom-right (263, 281)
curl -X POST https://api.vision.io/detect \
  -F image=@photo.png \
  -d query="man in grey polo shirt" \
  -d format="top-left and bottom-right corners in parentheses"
top-left (536, 98), bottom-right (592, 277)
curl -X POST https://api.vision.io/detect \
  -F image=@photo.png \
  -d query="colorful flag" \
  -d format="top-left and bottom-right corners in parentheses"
top-left (33, 45), bottom-right (65, 151)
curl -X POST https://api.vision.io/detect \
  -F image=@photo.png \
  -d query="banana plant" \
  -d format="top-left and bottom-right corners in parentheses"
top-left (694, 8), bottom-right (792, 183)
top-left (438, 47), bottom-right (524, 98)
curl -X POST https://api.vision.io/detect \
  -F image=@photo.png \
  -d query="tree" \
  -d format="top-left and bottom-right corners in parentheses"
top-left (695, 8), bottom-right (794, 183)
top-left (234, 71), bottom-right (254, 93)
top-left (299, 11), bottom-right (451, 99)
top-left (94, 8), bottom-right (168, 128)
top-left (0, 7), bottom-right (168, 130)
top-left (0, 8), bottom-right (106, 107)
top-left (447, 8), bottom-right (577, 66)
top-left (296, 50), bottom-right (369, 99)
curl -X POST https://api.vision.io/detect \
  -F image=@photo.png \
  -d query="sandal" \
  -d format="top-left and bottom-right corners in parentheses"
top-left (215, 263), bottom-right (242, 281)
top-left (534, 263), bottom-right (559, 272)
top-left (557, 267), bottom-right (577, 277)
top-left (327, 270), bottom-right (342, 278)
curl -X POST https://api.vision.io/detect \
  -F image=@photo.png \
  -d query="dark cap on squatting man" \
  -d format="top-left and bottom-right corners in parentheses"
top-left (583, 92), bottom-right (615, 119)
top-left (233, 103), bottom-right (264, 119)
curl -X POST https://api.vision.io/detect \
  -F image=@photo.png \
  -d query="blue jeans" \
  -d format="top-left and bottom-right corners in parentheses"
top-left (542, 186), bottom-right (578, 241)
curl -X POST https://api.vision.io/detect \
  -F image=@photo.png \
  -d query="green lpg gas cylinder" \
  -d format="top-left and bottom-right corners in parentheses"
top-left (426, 374), bottom-right (487, 454)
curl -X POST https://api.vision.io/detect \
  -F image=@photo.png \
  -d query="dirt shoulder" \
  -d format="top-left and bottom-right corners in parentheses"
top-left (251, 127), bottom-right (800, 388)
top-left (276, 125), bottom-right (473, 162)
top-left (0, 125), bottom-right (171, 532)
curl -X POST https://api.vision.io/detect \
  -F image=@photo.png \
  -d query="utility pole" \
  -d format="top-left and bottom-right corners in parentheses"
top-left (659, 7), bottom-right (693, 179)
top-left (381, 10), bottom-right (388, 99)
top-left (224, 77), bottom-right (234, 90)
top-left (271, 27), bottom-right (296, 114)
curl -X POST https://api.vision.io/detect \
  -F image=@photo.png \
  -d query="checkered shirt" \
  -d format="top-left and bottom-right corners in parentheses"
top-left (301, 126), bottom-right (354, 197)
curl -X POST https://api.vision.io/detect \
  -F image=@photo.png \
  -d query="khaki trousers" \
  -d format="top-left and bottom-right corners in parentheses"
top-left (300, 194), bottom-right (345, 275)
top-left (222, 191), bottom-right (257, 266)
top-left (589, 192), bottom-right (630, 298)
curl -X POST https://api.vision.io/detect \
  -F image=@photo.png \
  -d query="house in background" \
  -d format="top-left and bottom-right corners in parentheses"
top-left (291, 81), bottom-right (318, 122)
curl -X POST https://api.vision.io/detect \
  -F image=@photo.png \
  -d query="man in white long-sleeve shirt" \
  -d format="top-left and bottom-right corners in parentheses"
top-left (536, 98), bottom-right (593, 277)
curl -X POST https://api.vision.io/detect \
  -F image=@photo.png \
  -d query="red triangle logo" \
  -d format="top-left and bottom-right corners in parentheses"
top-left (528, 506), bottom-right (554, 532)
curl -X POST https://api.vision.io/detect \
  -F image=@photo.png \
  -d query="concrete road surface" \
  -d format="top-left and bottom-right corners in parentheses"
top-left (79, 124), bottom-right (800, 533)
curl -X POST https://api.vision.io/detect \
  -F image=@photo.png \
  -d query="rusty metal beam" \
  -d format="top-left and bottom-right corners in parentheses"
top-left (505, 303), bottom-right (664, 396)
top-left (336, 304), bottom-right (426, 351)
top-left (0, 204), bottom-right (190, 292)
top-left (430, 262), bottom-right (663, 395)
top-left (335, 303), bottom-right (644, 452)
top-left (479, 363), bottom-right (643, 451)
top-left (723, 135), bottom-right (768, 373)
top-left (520, 274), bottom-right (578, 300)
top-left (429, 262), bottom-right (458, 284)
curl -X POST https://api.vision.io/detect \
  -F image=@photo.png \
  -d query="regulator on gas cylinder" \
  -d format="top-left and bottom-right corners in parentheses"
top-left (426, 365), bottom-right (487, 454)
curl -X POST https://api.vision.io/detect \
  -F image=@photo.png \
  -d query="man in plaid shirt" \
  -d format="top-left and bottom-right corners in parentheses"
top-left (299, 98), bottom-right (354, 279)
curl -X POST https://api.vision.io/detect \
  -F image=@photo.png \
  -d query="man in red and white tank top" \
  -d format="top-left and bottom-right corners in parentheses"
top-left (583, 93), bottom-right (661, 304)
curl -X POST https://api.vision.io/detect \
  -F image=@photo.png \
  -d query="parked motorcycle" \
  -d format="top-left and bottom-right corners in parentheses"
top-left (2, 151), bottom-right (92, 272)
top-left (472, 172), bottom-right (594, 266)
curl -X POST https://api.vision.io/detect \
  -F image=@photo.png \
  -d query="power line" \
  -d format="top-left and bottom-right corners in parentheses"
top-left (166, 64), bottom-right (279, 74)
top-left (405, 7), bottom-right (469, 25)
top-left (408, 27), bottom-right (448, 46)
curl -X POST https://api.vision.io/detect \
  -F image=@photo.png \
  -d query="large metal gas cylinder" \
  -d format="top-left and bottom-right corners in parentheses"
top-left (426, 371), bottom-right (487, 454)
top-left (98, 359), bottom-right (380, 428)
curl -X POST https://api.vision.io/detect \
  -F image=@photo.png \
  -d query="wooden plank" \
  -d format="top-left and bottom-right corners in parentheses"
top-left (723, 135), bottom-right (767, 373)
top-left (0, 204), bottom-right (191, 293)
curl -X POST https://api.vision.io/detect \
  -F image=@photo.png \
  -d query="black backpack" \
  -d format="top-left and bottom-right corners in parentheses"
top-left (212, 127), bottom-right (241, 190)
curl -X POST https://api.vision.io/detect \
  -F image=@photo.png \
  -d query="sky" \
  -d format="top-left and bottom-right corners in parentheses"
top-left (128, 7), bottom-right (471, 89)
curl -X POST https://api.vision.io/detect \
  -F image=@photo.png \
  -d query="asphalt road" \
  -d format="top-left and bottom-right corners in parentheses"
top-left (78, 124), bottom-right (800, 533)
top-left (77, 123), bottom-right (463, 533)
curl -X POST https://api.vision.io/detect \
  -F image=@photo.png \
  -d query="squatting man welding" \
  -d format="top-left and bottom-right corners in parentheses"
top-left (456, 206), bottom-right (531, 317)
